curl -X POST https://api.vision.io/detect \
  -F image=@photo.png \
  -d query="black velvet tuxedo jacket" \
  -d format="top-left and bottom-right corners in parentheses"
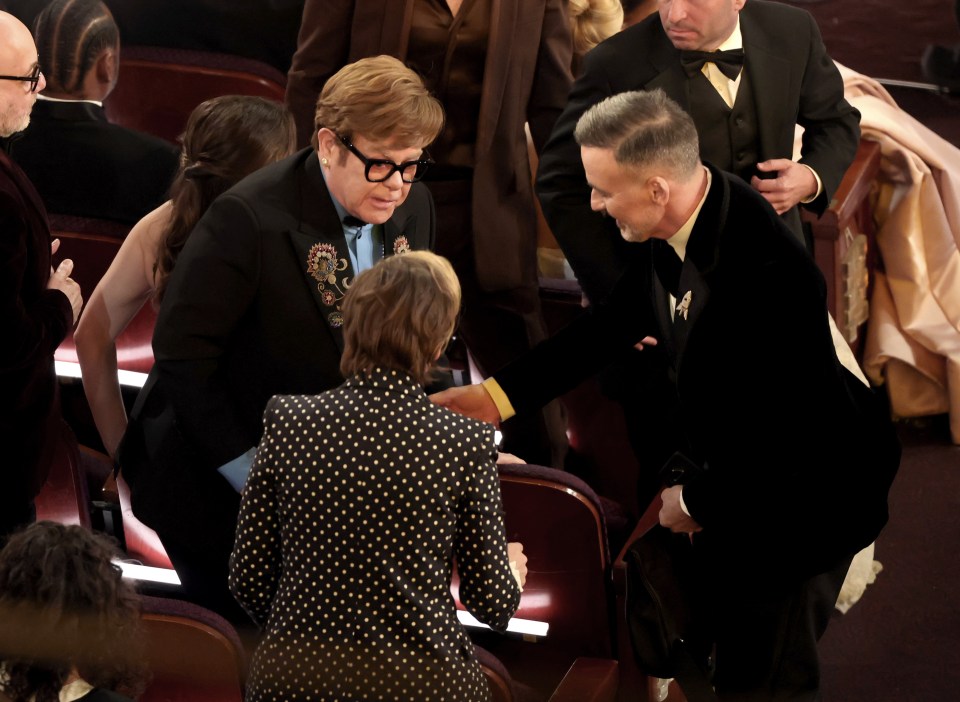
top-left (10, 100), bottom-right (178, 225)
top-left (498, 165), bottom-right (899, 582)
top-left (123, 148), bottom-right (435, 544)
top-left (0, 149), bottom-right (72, 504)
top-left (537, 0), bottom-right (861, 303)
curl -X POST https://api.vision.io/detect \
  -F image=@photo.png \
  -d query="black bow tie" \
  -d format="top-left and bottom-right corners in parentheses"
top-left (680, 48), bottom-right (744, 80)
top-left (343, 215), bottom-right (367, 228)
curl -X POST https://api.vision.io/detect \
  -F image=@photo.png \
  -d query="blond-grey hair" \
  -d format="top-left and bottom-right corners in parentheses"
top-left (340, 251), bottom-right (461, 385)
top-left (313, 55), bottom-right (444, 150)
top-left (574, 89), bottom-right (701, 179)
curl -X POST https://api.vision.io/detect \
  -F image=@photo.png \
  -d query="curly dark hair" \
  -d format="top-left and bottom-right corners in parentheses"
top-left (0, 522), bottom-right (149, 702)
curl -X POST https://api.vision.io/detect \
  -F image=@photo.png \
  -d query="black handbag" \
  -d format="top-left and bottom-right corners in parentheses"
top-left (624, 524), bottom-right (719, 702)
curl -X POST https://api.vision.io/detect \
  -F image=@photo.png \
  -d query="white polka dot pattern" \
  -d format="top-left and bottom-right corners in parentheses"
top-left (229, 367), bottom-right (521, 701)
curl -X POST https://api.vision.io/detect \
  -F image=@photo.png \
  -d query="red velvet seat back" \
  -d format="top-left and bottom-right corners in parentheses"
top-left (104, 46), bottom-right (286, 145)
top-left (138, 595), bottom-right (246, 702)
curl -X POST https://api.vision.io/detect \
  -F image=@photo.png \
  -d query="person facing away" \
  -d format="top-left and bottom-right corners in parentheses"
top-left (0, 521), bottom-right (149, 702)
top-left (432, 89), bottom-right (900, 701)
top-left (74, 95), bottom-right (296, 459)
top-left (118, 55), bottom-right (445, 628)
top-left (284, 0), bottom-right (574, 469)
top-left (9, 0), bottom-right (179, 225)
top-left (0, 10), bottom-right (83, 546)
top-left (230, 251), bottom-right (526, 702)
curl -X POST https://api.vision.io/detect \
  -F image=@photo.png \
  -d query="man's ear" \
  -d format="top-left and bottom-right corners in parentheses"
top-left (316, 128), bottom-right (337, 163)
top-left (95, 45), bottom-right (119, 94)
top-left (649, 176), bottom-right (670, 205)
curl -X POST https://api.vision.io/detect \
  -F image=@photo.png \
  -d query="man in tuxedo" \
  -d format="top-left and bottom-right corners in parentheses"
top-left (10, 0), bottom-right (178, 225)
top-left (538, 0), bottom-right (860, 303)
top-left (433, 90), bottom-right (899, 701)
top-left (537, 0), bottom-right (861, 501)
top-left (121, 56), bottom-right (443, 625)
top-left (0, 11), bottom-right (83, 544)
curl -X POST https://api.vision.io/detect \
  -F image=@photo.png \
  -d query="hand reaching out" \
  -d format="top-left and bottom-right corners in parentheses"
top-left (429, 384), bottom-right (501, 425)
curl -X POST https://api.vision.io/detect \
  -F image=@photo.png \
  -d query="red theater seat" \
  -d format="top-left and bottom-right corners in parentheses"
top-left (138, 595), bottom-right (247, 702)
top-left (104, 46), bottom-right (287, 145)
top-left (453, 462), bottom-right (616, 697)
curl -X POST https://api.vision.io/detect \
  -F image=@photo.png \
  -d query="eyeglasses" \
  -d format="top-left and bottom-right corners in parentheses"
top-left (336, 133), bottom-right (433, 183)
top-left (0, 63), bottom-right (42, 93)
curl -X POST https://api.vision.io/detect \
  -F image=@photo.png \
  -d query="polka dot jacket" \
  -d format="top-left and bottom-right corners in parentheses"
top-left (229, 367), bottom-right (521, 701)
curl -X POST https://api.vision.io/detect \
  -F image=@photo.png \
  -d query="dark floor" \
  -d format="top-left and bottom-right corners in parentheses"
top-left (782, 4), bottom-right (960, 699)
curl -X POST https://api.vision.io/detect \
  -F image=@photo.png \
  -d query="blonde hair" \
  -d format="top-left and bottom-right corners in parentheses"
top-left (313, 55), bottom-right (444, 149)
top-left (570, 0), bottom-right (624, 57)
top-left (340, 252), bottom-right (461, 385)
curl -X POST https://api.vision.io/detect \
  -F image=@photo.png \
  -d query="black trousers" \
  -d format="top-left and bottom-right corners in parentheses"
top-left (706, 555), bottom-right (852, 702)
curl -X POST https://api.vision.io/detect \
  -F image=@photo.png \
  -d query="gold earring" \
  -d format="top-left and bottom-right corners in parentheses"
top-left (321, 157), bottom-right (329, 167)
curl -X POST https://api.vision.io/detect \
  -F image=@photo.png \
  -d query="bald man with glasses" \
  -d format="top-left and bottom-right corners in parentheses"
top-left (0, 11), bottom-right (83, 544)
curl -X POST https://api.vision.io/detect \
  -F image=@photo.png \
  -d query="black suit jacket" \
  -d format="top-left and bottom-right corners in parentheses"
top-left (498, 165), bottom-right (899, 581)
top-left (123, 148), bottom-right (435, 544)
top-left (10, 100), bottom-right (179, 225)
top-left (0, 149), bottom-right (72, 509)
top-left (537, 0), bottom-right (861, 303)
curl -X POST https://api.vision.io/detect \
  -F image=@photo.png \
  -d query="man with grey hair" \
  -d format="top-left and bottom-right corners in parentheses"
top-left (433, 89), bottom-right (899, 701)
top-left (0, 10), bottom-right (83, 544)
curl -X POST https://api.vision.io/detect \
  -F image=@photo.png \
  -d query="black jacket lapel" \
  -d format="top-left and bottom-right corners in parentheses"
top-left (285, 152), bottom-right (358, 349)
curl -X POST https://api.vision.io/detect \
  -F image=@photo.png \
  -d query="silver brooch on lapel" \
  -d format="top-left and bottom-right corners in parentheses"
top-left (675, 290), bottom-right (692, 320)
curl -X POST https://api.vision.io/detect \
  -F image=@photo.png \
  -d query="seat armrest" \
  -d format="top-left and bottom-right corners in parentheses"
top-left (548, 658), bottom-right (619, 702)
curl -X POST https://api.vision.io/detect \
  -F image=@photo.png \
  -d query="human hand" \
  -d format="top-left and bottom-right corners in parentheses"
top-left (507, 542), bottom-right (528, 588)
top-left (750, 159), bottom-right (818, 214)
top-left (496, 451), bottom-right (526, 465)
top-left (658, 485), bottom-right (702, 536)
top-left (47, 257), bottom-right (83, 324)
top-left (634, 335), bottom-right (659, 352)
top-left (429, 384), bottom-right (501, 425)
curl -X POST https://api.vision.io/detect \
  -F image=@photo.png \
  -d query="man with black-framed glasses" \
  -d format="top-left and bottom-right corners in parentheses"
top-left (120, 56), bottom-right (447, 627)
top-left (0, 11), bottom-right (83, 545)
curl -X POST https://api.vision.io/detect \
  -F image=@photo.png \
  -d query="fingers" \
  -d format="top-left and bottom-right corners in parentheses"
top-left (50, 238), bottom-right (60, 256)
top-left (756, 158), bottom-right (791, 171)
top-left (55, 258), bottom-right (74, 278)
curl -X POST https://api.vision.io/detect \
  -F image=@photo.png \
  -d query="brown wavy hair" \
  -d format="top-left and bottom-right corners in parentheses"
top-left (340, 251), bottom-right (461, 386)
top-left (154, 95), bottom-right (296, 302)
top-left (0, 522), bottom-right (149, 702)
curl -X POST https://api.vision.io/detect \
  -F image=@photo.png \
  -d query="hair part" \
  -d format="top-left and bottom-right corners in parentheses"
top-left (313, 55), bottom-right (444, 150)
top-left (340, 251), bottom-right (461, 386)
top-left (574, 89), bottom-right (701, 179)
top-left (154, 95), bottom-right (296, 303)
top-left (0, 522), bottom-right (149, 702)
top-left (33, 0), bottom-right (118, 96)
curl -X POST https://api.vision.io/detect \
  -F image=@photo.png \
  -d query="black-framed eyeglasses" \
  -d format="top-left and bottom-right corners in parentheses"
top-left (0, 63), bottom-right (42, 93)
top-left (336, 133), bottom-right (433, 183)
